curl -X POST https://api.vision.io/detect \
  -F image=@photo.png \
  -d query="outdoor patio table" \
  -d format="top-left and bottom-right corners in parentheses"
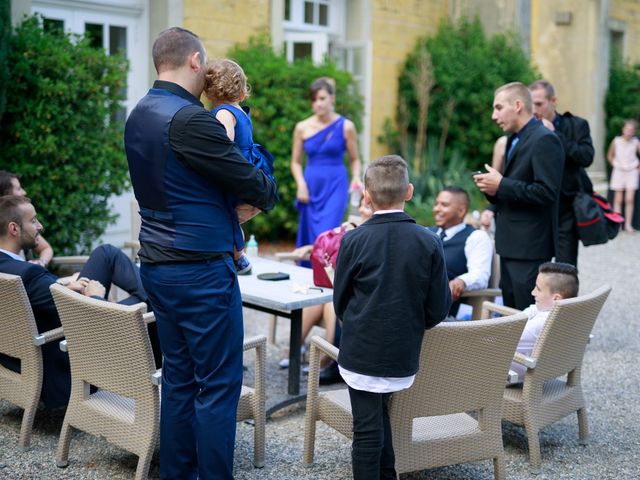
top-left (237, 255), bottom-right (333, 415)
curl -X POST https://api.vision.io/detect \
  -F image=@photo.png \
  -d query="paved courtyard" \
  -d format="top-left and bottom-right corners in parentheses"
top-left (1, 232), bottom-right (638, 479)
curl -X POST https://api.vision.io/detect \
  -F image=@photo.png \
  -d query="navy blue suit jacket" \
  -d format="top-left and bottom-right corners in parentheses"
top-left (0, 252), bottom-right (70, 408)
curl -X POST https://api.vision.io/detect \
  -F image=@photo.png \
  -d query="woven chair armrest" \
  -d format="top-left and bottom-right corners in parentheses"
top-left (50, 255), bottom-right (90, 266)
top-left (310, 336), bottom-right (338, 361)
top-left (151, 369), bottom-right (162, 385)
top-left (142, 312), bottom-right (155, 323)
top-left (481, 301), bottom-right (520, 318)
top-left (513, 352), bottom-right (537, 369)
top-left (461, 288), bottom-right (502, 298)
top-left (243, 334), bottom-right (267, 352)
top-left (33, 326), bottom-right (65, 346)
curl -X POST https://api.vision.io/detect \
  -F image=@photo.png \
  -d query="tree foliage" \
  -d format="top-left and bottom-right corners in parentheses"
top-left (0, 16), bottom-right (129, 254)
top-left (381, 17), bottom-right (538, 225)
top-left (0, 0), bottom-right (10, 121)
top-left (224, 37), bottom-right (363, 240)
top-left (605, 53), bottom-right (640, 152)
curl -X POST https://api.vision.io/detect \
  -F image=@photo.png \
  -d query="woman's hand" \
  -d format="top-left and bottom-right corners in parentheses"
top-left (296, 182), bottom-right (310, 204)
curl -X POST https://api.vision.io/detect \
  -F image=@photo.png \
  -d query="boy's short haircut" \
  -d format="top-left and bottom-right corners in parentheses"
top-left (495, 82), bottom-right (532, 113)
top-left (0, 195), bottom-right (31, 236)
top-left (538, 262), bottom-right (579, 299)
top-left (364, 155), bottom-right (409, 208)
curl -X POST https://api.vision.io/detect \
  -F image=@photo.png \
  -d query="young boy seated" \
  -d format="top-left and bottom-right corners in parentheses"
top-left (333, 155), bottom-right (451, 479)
top-left (511, 261), bottom-right (579, 380)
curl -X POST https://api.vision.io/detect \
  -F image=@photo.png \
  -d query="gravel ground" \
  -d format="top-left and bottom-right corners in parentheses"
top-left (1, 232), bottom-right (639, 479)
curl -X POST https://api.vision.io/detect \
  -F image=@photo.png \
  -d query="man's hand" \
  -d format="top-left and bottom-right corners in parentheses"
top-left (235, 204), bottom-right (261, 224)
top-left (83, 280), bottom-right (106, 298)
top-left (66, 276), bottom-right (90, 293)
top-left (449, 278), bottom-right (466, 302)
top-left (473, 164), bottom-right (503, 197)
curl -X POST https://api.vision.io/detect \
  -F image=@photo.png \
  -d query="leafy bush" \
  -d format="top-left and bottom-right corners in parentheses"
top-left (0, 16), bottom-right (129, 254)
top-left (224, 37), bottom-right (363, 240)
top-left (382, 17), bottom-right (538, 219)
top-left (605, 53), bottom-right (640, 153)
top-left (0, 0), bottom-right (9, 121)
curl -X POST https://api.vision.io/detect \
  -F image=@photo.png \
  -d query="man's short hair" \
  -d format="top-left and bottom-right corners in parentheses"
top-left (152, 27), bottom-right (204, 74)
top-left (364, 155), bottom-right (409, 208)
top-left (440, 186), bottom-right (469, 210)
top-left (538, 262), bottom-right (579, 299)
top-left (495, 82), bottom-right (532, 113)
top-left (0, 171), bottom-right (19, 197)
top-left (529, 79), bottom-right (555, 99)
top-left (0, 195), bottom-right (31, 236)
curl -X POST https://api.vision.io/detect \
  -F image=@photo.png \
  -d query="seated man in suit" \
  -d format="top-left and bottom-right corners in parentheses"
top-left (431, 187), bottom-right (494, 318)
top-left (0, 195), bottom-right (153, 408)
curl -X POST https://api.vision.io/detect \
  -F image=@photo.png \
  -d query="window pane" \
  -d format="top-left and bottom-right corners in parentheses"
top-left (319, 4), bottom-right (328, 26)
top-left (284, 0), bottom-right (291, 21)
top-left (293, 42), bottom-right (313, 61)
top-left (304, 2), bottom-right (314, 24)
top-left (85, 23), bottom-right (103, 49)
top-left (109, 26), bottom-right (127, 55)
top-left (43, 18), bottom-right (64, 36)
top-left (352, 47), bottom-right (364, 76)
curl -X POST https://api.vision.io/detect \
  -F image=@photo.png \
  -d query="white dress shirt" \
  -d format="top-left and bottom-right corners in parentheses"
top-left (0, 248), bottom-right (25, 261)
top-left (437, 222), bottom-right (493, 291)
top-left (511, 305), bottom-right (550, 379)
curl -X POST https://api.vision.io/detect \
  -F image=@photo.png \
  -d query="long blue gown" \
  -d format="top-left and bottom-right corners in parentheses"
top-left (296, 116), bottom-right (349, 248)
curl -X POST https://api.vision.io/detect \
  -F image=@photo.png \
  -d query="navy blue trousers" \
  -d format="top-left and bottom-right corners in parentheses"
top-left (141, 256), bottom-right (243, 480)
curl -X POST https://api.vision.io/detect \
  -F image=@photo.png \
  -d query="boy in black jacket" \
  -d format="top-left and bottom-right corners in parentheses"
top-left (333, 155), bottom-right (451, 479)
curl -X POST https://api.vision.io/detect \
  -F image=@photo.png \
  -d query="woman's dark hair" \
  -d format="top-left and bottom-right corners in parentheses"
top-left (309, 77), bottom-right (335, 101)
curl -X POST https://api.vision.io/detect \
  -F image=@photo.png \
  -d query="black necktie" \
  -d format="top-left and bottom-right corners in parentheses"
top-left (439, 230), bottom-right (447, 241)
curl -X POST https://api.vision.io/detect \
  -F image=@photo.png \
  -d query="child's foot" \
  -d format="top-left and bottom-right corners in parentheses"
top-left (235, 253), bottom-right (252, 275)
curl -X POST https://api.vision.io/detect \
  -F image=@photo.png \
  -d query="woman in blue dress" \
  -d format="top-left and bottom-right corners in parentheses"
top-left (291, 77), bottom-right (362, 251)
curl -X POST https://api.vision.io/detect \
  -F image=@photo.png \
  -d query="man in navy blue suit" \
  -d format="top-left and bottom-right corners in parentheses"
top-left (0, 195), bottom-right (151, 408)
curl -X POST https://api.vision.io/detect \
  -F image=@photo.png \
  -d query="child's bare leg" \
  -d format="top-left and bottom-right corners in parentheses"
top-left (319, 303), bottom-right (338, 368)
top-left (624, 189), bottom-right (636, 232)
top-left (613, 190), bottom-right (623, 214)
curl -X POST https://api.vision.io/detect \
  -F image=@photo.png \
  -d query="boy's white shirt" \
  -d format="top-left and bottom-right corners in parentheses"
top-left (511, 304), bottom-right (551, 379)
top-left (338, 208), bottom-right (415, 393)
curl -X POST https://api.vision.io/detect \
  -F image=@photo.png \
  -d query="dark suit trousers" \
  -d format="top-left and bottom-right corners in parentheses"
top-left (348, 386), bottom-right (397, 480)
top-left (79, 244), bottom-right (147, 304)
top-left (555, 201), bottom-right (579, 267)
top-left (500, 258), bottom-right (548, 310)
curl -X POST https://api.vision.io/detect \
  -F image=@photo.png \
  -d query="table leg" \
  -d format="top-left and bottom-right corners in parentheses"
top-left (288, 308), bottom-right (302, 395)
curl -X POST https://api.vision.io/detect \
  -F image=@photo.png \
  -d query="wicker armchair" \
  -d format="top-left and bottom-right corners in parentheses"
top-left (50, 283), bottom-right (159, 480)
top-left (50, 283), bottom-right (267, 475)
top-left (0, 273), bottom-right (65, 449)
top-left (304, 313), bottom-right (528, 479)
top-left (482, 284), bottom-right (612, 470)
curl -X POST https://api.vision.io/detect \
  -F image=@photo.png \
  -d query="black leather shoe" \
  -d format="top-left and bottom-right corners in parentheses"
top-left (318, 362), bottom-right (343, 385)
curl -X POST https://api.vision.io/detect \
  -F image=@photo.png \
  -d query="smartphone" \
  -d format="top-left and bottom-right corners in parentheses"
top-left (471, 170), bottom-right (484, 176)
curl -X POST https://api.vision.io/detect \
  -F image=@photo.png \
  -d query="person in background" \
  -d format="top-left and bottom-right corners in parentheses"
top-left (474, 82), bottom-right (564, 310)
top-left (291, 77), bottom-right (361, 262)
top-left (607, 119), bottom-right (640, 233)
top-left (430, 186), bottom-right (493, 318)
top-left (529, 80), bottom-right (595, 264)
top-left (0, 170), bottom-right (53, 267)
top-left (510, 262), bottom-right (579, 380)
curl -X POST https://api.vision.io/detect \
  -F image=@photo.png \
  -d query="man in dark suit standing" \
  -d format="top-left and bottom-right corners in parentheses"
top-left (474, 82), bottom-right (564, 310)
top-left (529, 80), bottom-right (595, 267)
top-left (0, 195), bottom-right (151, 408)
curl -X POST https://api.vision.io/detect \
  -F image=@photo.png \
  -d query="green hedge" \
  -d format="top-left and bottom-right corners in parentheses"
top-left (381, 17), bottom-right (538, 225)
top-left (0, 0), bottom-right (9, 121)
top-left (605, 54), bottom-right (640, 154)
top-left (224, 37), bottom-right (363, 240)
top-left (0, 16), bottom-right (129, 254)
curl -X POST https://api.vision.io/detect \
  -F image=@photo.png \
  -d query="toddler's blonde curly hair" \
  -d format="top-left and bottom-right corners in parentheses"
top-left (204, 59), bottom-right (250, 104)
